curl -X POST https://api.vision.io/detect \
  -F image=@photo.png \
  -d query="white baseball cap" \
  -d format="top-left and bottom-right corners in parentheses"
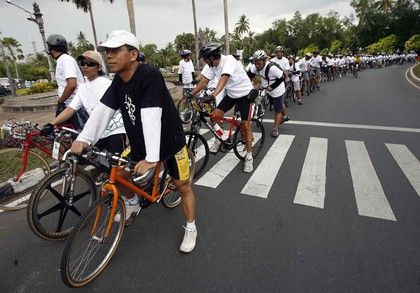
top-left (97, 30), bottom-right (140, 52)
top-left (77, 50), bottom-right (103, 65)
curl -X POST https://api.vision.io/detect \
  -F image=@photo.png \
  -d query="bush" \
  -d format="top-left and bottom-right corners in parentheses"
top-left (405, 35), bottom-right (420, 52)
top-left (16, 82), bottom-right (57, 96)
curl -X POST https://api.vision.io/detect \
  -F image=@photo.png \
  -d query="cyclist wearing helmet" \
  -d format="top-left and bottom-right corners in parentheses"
top-left (288, 56), bottom-right (303, 105)
top-left (248, 50), bottom-right (286, 138)
top-left (46, 34), bottom-right (84, 129)
top-left (270, 45), bottom-right (290, 122)
top-left (71, 30), bottom-right (198, 253)
top-left (178, 49), bottom-right (196, 89)
top-left (299, 53), bottom-right (312, 95)
top-left (191, 43), bottom-right (255, 173)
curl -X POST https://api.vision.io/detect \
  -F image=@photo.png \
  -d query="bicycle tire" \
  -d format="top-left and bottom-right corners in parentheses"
top-left (61, 194), bottom-right (125, 288)
top-left (177, 99), bottom-right (193, 124)
top-left (233, 118), bottom-right (265, 161)
top-left (161, 149), bottom-right (195, 208)
top-left (27, 164), bottom-right (97, 241)
top-left (185, 131), bottom-right (209, 178)
top-left (0, 148), bottom-right (51, 211)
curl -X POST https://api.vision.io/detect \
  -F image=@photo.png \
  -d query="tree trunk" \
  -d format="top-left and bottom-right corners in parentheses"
top-left (0, 39), bottom-right (16, 97)
top-left (223, 0), bottom-right (230, 54)
top-left (88, 2), bottom-right (99, 47)
top-left (126, 0), bottom-right (136, 36)
top-left (191, 0), bottom-right (199, 70)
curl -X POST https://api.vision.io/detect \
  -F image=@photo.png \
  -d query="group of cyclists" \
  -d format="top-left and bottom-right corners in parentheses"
top-left (19, 28), bottom-right (417, 260)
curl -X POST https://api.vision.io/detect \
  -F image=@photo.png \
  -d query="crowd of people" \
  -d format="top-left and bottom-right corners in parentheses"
top-left (38, 28), bottom-right (417, 255)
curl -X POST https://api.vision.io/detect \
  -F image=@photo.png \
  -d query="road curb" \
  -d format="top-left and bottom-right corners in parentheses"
top-left (405, 64), bottom-right (420, 90)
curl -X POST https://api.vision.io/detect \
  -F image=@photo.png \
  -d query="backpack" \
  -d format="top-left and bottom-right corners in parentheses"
top-left (264, 61), bottom-right (283, 81)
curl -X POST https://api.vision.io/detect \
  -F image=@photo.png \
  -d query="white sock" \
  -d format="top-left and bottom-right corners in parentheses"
top-left (127, 196), bottom-right (139, 205)
top-left (246, 152), bottom-right (253, 159)
top-left (186, 220), bottom-right (196, 231)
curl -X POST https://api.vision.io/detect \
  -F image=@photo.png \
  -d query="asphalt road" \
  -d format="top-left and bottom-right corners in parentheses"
top-left (0, 64), bottom-right (419, 292)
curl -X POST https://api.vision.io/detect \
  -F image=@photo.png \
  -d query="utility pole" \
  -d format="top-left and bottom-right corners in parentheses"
top-left (191, 0), bottom-right (199, 70)
top-left (223, 0), bottom-right (230, 54)
top-left (6, 1), bottom-right (55, 81)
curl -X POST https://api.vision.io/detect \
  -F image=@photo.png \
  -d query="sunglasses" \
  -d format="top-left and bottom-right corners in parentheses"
top-left (80, 60), bottom-right (98, 67)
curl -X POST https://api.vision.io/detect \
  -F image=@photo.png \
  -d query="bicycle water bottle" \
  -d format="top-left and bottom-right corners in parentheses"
top-left (214, 124), bottom-right (224, 138)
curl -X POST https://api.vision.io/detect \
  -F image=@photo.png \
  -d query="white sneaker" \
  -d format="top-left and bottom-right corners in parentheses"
top-left (114, 199), bottom-right (141, 222)
top-left (244, 157), bottom-right (253, 173)
top-left (180, 227), bottom-right (197, 253)
top-left (209, 139), bottom-right (222, 154)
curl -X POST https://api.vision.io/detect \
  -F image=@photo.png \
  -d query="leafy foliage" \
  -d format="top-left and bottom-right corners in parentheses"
top-left (405, 34), bottom-right (420, 51)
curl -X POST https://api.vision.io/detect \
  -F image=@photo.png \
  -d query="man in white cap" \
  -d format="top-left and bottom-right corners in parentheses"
top-left (70, 30), bottom-right (198, 253)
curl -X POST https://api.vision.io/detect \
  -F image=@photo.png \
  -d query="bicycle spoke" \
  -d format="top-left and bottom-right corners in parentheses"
top-left (72, 190), bottom-right (91, 203)
top-left (56, 207), bottom-right (69, 232)
top-left (47, 185), bottom-right (67, 203)
top-left (68, 205), bottom-right (82, 217)
top-left (38, 202), bottom-right (65, 218)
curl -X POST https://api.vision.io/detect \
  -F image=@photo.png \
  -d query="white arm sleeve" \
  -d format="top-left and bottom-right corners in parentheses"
top-left (77, 102), bottom-right (116, 145)
top-left (140, 107), bottom-right (162, 162)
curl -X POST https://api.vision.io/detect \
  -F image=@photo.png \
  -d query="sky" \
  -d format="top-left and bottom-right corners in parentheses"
top-left (0, 0), bottom-right (355, 57)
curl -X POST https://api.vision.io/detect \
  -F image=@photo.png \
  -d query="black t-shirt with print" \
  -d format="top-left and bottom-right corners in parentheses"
top-left (100, 64), bottom-right (185, 161)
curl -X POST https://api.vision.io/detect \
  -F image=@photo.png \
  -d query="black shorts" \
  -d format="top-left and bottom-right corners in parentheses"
top-left (165, 146), bottom-right (190, 181)
top-left (95, 133), bottom-right (127, 154)
top-left (217, 93), bottom-right (251, 120)
top-left (268, 94), bottom-right (284, 113)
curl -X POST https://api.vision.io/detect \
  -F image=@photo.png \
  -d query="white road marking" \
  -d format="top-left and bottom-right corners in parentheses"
top-left (293, 137), bottom-right (328, 208)
top-left (196, 133), bottom-right (262, 188)
top-left (263, 119), bottom-right (420, 133)
top-left (241, 135), bottom-right (295, 198)
top-left (386, 143), bottom-right (420, 197)
top-left (345, 140), bottom-right (396, 221)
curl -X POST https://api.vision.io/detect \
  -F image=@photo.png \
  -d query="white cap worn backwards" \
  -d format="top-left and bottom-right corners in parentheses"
top-left (97, 30), bottom-right (140, 52)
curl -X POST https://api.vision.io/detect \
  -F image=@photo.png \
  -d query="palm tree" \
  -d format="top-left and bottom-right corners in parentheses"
top-left (374, 0), bottom-right (395, 12)
top-left (235, 15), bottom-right (250, 39)
top-left (2, 37), bottom-right (24, 79)
top-left (60, 0), bottom-right (114, 47)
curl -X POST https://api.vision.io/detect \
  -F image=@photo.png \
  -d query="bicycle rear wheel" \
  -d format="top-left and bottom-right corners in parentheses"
top-left (0, 148), bottom-right (51, 211)
top-left (61, 194), bottom-right (125, 288)
top-left (27, 164), bottom-right (97, 241)
top-left (185, 131), bottom-right (209, 178)
top-left (233, 118), bottom-right (265, 161)
top-left (177, 99), bottom-right (193, 124)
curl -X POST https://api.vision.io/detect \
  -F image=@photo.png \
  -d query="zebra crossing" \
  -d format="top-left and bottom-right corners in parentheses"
top-left (191, 130), bottom-right (420, 222)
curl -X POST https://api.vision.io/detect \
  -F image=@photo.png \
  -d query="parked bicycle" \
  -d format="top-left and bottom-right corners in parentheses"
top-left (185, 91), bottom-right (265, 178)
top-left (60, 147), bottom-right (195, 287)
top-left (0, 120), bottom-right (74, 211)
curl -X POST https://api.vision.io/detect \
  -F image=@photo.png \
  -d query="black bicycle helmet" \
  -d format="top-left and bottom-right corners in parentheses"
top-left (46, 34), bottom-right (68, 53)
top-left (199, 43), bottom-right (222, 59)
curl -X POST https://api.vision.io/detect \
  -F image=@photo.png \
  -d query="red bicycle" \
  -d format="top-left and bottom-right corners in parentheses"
top-left (0, 120), bottom-right (74, 211)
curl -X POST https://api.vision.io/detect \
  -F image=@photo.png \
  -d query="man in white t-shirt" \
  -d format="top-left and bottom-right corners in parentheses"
top-left (191, 43), bottom-right (255, 173)
top-left (46, 34), bottom-right (84, 129)
top-left (248, 50), bottom-right (285, 138)
top-left (310, 50), bottom-right (322, 89)
top-left (178, 50), bottom-right (196, 89)
top-left (270, 45), bottom-right (290, 122)
top-left (42, 50), bottom-right (126, 155)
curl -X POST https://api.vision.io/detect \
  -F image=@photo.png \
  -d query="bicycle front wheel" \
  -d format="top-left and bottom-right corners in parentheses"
top-left (27, 164), bottom-right (97, 241)
top-left (185, 131), bottom-right (209, 178)
top-left (61, 194), bottom-right (125, 288)
top-left (0, 148), bottom-right (51, 211)
top-left (177, 99), bottom-right (193, 124)
top-left (233, 118), bottom-right (265, 161)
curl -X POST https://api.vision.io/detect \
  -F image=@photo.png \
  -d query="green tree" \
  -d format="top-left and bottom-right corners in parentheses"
top-left (68, 32), bottom-right (94, 57)
top-left (2, 37), bottom-right (24, 78)
top-left (405, 34), bottom-right (420, 51)
top-left (174, 33), bottom-right (195, 52)
top-left (367, 34), bottom-right (397, 53)
top-left (374, 0), bottom-right (396, 13)
top-left (234, 15), bottom-right (250, 39)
